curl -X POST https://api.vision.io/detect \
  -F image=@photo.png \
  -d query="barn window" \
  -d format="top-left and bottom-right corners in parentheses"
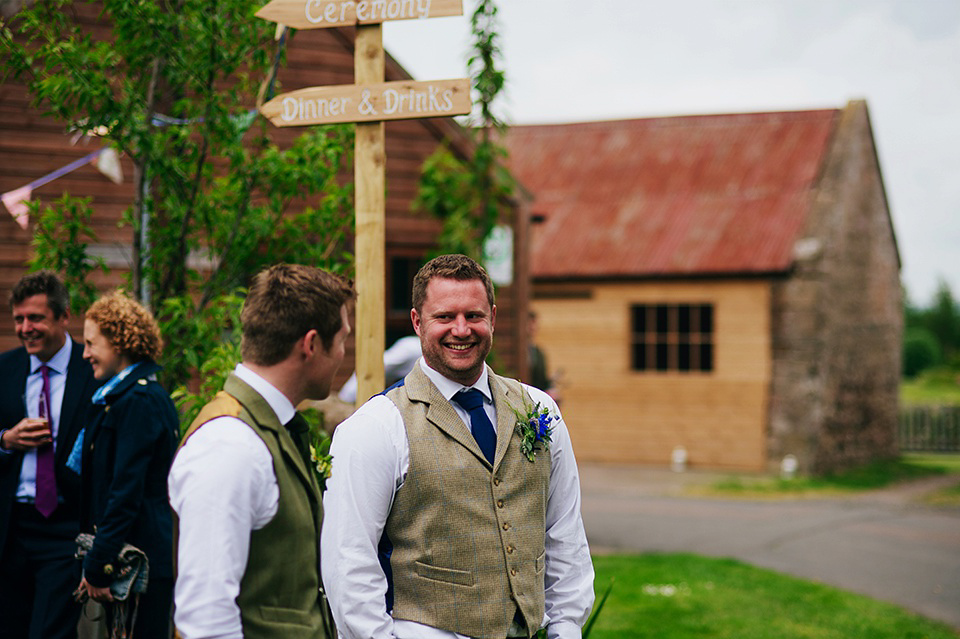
top-left (630, 303), bottom-right (714, 372)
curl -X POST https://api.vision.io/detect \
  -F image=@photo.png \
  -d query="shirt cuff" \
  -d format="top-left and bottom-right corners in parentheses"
top-left (547, 620), bottom-right (583, 639)
top-left (0, 430), bottom-right (12, 453)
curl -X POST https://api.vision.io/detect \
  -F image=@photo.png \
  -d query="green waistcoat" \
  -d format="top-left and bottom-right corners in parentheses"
top-left (384, 366), bottom-right (552, 639)
top-left (177, 374), bottom-right (326, 639)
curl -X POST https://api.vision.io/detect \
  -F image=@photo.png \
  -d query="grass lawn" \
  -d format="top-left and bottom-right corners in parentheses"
top-left (901, 372), bottom-right (960, 405)
top-left (698, 453), bottom-right (960, 498)
top-left (588, 553), bottom-right (959, 639)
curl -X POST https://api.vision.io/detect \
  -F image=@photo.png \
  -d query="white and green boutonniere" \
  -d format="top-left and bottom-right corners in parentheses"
top-left (309, 433), bottom-right (334, 492)
top-left (513, 400), bottom-right (556, 462)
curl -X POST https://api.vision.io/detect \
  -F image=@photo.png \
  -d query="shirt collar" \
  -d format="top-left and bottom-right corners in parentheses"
top-left (418, 359), bottom-right (492, 404)
top-left (234, 363), bottom-right (297, 425)
top-left (30, 335), bottom-right (72, 376)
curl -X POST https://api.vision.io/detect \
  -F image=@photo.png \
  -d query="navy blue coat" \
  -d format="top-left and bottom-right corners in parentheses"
top-left (79, 360), bottom-right (179, 588)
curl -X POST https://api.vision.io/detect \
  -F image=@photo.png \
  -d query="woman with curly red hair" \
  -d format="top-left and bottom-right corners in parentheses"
top-left (77, 291), bottom-right (178, 638)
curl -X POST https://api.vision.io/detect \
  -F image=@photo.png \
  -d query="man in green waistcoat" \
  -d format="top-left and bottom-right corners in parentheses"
top-left (169, 263), bottom-right (354, 639)
top-left (322, 255), bottom-right (594, 639)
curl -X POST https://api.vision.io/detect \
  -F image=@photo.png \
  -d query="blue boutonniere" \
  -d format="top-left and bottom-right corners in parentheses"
top-left (513, 400), bottom-right (556, 462)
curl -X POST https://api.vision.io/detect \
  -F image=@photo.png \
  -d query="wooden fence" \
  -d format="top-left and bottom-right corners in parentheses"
top-left (899, 405), bottom-right (960, 452)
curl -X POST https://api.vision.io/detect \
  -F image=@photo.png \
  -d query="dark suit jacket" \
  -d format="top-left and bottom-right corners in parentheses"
top-left (0, 339), bottom-right (101, 552)
top-left (79, 359), bottom-right (179, 586)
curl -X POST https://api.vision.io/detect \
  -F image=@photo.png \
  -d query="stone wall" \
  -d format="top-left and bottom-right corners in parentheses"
top-left (768, 100), bottom-right (902, 475)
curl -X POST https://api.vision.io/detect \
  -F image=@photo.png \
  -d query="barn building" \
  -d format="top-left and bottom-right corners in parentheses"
top-left (506, 100), bottom-right (902, 474)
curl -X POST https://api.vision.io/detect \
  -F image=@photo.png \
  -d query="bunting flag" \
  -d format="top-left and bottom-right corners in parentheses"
top-left (96, 147), bottom-right (124, 185)
top-left (2, 185), bottom-right (33, 229)
top-left (4, 27), bottom-right (288, 229)
top-left (2, 148), bottom-right (105, 227)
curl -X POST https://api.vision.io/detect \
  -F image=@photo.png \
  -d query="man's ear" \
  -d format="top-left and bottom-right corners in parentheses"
top-left (411, 308), bottom-right (422, 336)
top-left (301, 329), bottom-right (320, 357)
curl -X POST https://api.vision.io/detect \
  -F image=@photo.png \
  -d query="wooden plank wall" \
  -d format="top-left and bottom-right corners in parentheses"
top-left (533, 279), bottom-right (772, 470)
top-left (0, 4), bottom-right (528, 382)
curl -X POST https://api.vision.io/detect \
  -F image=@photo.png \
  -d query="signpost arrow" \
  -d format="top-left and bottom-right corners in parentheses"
top-left (256, 0), bottom-right (462, 30)
top-left (260, 79), bottom-right (470, 127)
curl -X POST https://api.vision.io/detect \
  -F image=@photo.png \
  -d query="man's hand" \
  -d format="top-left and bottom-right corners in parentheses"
top-left (0, 418), bottom-right (52, 451)
top-left (80, 577), bottom-right (114, 603)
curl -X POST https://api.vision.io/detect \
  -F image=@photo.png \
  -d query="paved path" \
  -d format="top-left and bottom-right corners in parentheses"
top-left (578, 463), bottom-right (960, 631)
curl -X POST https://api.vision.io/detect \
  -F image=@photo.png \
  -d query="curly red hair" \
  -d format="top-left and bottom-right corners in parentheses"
top-left (85, 291), bottom-right (163, 362)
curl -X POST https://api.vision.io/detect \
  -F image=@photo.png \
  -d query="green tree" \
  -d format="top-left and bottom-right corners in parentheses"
top-left (926, 279), bottom-right (960, 363)
top-left (413, 0), bottom-right (513, 259)
top-left (2, 0), bottom-right (354, 416)
top-left (902, 327), bottom-right (941, 378)
top-left (902, 280), bottom-right (960, 378)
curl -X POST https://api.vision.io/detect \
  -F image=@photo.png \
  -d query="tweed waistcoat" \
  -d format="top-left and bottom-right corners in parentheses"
top-left (384, 366), bottom-right (551, 639)
top-left (176, 374), bottom-right (325, 639)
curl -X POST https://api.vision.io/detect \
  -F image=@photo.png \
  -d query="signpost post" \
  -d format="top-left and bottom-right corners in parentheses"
top-left (256, 0), bottom-right (468, 404)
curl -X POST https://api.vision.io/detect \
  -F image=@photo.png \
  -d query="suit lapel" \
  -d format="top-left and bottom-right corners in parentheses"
top-left (10, 349), bottom-right (28, 421)
top-left (224, 375), bottom-right (319, 501)
top-left (404, 366), bottom-right (527, 470)
top-left (490, 374), bottom-right (525, 471)
top-left (405, 366), bottom-right (489, 465)
top-left (3, 350), bottom-right (29, 466)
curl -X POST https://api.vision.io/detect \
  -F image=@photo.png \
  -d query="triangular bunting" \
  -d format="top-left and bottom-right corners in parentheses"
top-left (2, 185), bottom-right (33, 230)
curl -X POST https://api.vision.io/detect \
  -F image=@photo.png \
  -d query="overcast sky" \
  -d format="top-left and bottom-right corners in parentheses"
top-left (383, 0), bottom-right (960, 306)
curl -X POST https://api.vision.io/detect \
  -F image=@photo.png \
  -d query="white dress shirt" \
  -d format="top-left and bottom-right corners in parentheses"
top-left (4, 338), bottom-right (72, 500)
top-left (321, 360), bottom-right (595, 639)
top-left (168, 364), bottom-right (294, 639)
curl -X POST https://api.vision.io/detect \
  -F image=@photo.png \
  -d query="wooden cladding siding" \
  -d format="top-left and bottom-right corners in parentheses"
top-left (533, 279), bottom-right (772, 470)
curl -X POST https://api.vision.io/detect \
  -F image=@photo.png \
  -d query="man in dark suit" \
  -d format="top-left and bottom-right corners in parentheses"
top-left (0, 271), bottom-right (101, 639)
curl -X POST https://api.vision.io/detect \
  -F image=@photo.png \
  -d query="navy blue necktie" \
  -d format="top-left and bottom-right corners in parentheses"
top-left (452, 389), bottom-right (496, 464)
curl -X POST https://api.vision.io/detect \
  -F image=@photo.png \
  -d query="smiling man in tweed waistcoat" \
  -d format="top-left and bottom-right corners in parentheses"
top-left (322, 254), bottom-right (594, 639)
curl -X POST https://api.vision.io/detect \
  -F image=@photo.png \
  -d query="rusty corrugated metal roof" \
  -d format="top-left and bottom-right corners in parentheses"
top-left (505, 109), bottom-right (839, 279)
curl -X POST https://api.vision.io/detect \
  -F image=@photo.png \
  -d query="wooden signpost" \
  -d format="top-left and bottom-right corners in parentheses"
top-left (256, 0), bottom-right (463, 29)
top-left (257, 0), bottom-right (468, 404)
top-left (261, 78), bottom-right (471, 127)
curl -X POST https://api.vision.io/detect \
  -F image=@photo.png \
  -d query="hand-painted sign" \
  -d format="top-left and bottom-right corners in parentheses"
top-left (256, 0), bottom-right (462, 29)
top-left (260, 78), bottom-right (470, 126)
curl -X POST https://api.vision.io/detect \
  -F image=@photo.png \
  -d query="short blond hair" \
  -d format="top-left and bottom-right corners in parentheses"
top-left (85, 291), bottom-right (163, 362)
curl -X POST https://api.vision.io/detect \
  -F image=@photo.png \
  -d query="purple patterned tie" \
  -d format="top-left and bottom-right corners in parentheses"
top-left (35, 364), bottom-right (58, 517)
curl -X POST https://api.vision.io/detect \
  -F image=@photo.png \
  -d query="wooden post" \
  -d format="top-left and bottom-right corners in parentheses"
top-left (354, 24), bottom-right (386, 405)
